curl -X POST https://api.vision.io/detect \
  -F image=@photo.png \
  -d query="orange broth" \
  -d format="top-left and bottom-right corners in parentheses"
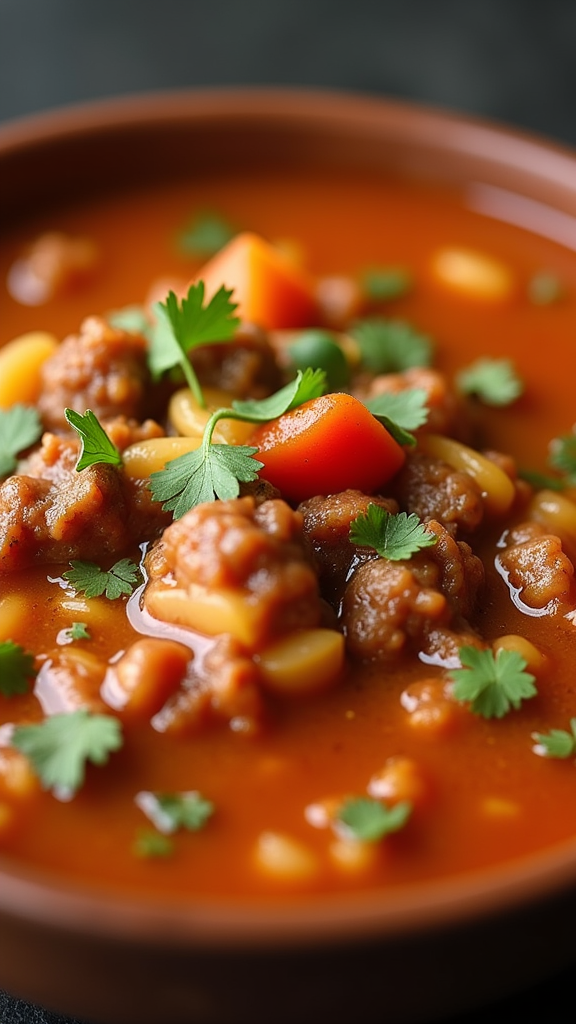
top-left (1, 170), bottom-right (576, 900)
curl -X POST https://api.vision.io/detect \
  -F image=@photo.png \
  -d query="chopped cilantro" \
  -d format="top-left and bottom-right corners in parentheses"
top-left (336, 797), bottom-right (412, 842)
top-left (136, 790), bottom-right (214, 834)
top-left (449, 646), bottom-right (537, 719)
top-left (63, 558), bottom-right (140, 600)
top-left (351, 318), bottom-right (433, 374)
top-left (0, 404), bottom-right (43, 477)
top-left (178, 210), bottom-right (237, 257)
top-left (532, 719), bottom-right (576, 758)
top-left (456, 358), bottom-right (523, 407)
top-left (149, 282), bottom-right (240, 407)
top-left (364, 387), bottom-right (429, 446)
top-left (133, 829), bottom-right (174, 859)
top-left (150, 368), bottom-right (325, 517)
top-left (0, 641), bottom-right (36, 696)
top-left (549, 433), bottom-right (576, 483)
top-left (64, 408), bottom-right (122, 471)
top-left (518, 468), bottom-right (566, 492)
top-left (350, 505), bottom-right (437, 561)
top-left (107, 305), bottom-right (151, 337)
top-left (63, 622), bottom-right (91, 642)
top-left (361, 267), bottom-right (413, 302)
top-left (528, 271), bottom-right (564, 305)
top-left (12, 709), bottom-right (123, 794)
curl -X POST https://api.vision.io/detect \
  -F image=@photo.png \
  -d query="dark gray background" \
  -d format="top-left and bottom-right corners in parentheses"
top-left (1, 1), bottom-right (576, 1022)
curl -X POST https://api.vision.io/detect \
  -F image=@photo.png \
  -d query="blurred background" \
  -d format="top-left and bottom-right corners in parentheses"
top-left (1, 1), bottom-right (576, 1022)
top-left (1, 0), bottom-right (576, 148)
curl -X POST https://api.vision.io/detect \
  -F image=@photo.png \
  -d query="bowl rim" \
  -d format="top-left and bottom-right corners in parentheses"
top-left (2, 86), bottom-right (576, 952)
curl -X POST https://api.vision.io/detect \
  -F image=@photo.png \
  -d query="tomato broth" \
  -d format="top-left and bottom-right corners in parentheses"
top-left (1, 169), bottom-right (576, 901)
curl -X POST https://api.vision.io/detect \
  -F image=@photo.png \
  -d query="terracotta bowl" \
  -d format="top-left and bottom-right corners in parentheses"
top-left (1, 89), bottom-right (576, 1024)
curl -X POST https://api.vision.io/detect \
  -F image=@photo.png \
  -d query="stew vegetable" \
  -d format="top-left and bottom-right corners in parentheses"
top-left (0, 170), bottom-right (575, 899)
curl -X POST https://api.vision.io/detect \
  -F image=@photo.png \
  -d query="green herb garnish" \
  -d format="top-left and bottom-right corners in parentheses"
top-left (351, 318), bottom-right (433, 373)
top-left (107, 305), bottom-right (152, 337)
top-left (136, 790), bottom-right (214, 834)
top-left (12, 709), bottom-right (123, 795)
top-left (149, 282), bottom-right (240, 408)
top-left (364, 387), bottom-right (429, 446)
top-left (0, 641), bottom-right (36, 696)
top-left (528, 272), bottom-right (564, 306)
top-left (0, 404), bottom-right (43, 477)
top-left (62, 622), bottom-right (91, 642)
top-left (62, 558), bottom-right (140, 600)
top-left (350, 505), bottom-right (437, 561)
top-left (362, 267), bottom-right (413, 302)
top-left (336, 797), bottom-right (412, 842)
top-left (64, 408), bottom-right (122, 471)
top-left (150, 368), bottom-right (326, 517)
top-left (549, 433), bottom-right (576, 483)
top-left (133, 829), bottom-right (174, 859)
top-left (456, 358), bottom-right (523, 407)
top-left (178, 210), bottom-right (237, 257)
top-left (449, 646), bottom-right (537, 719)
top-left (532, 719), bottom-right (576, 758)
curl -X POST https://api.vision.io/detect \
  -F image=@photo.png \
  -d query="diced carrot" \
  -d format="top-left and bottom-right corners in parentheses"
top-left (193, 232), bottom-right (319, 329)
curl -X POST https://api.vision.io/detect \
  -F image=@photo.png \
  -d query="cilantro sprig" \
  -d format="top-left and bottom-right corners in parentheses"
top-left (0, 641), bottom-right (37, 696)
top-left (532, 719), bottom-right (576, 759)
top-left (64, 408), bottom-right (122, 471)
top-left (12, 709), bottom-right (123, 795)
top-left (449, 646), bottom-right (537, 719)
top-left (150, 282), bottom-right (240, 408)
top-left (350, 504), bottom-right (437, 561)
top-left (178, 210), bottom-right (237, 257)
top-left (361, 267), bottom-right (413, 302)
top-left (136, 790), bottom-right (214, 834)
top-left (150, 368), bottom-right (326, 518)
top-left (0, 404), bottom-right (43, 477)
top-left (351, 318), bottom-right (433, 373)
top-left (364, 387), bottom-right (429, 446)
top-left (336, 797), bottom-right (412, 842)
top-left (63, 558), bottom-right (140, 600)
top-left (456, 358), bottom-right (523, 407)
top-left (549, 433), bottom-right (576, 483)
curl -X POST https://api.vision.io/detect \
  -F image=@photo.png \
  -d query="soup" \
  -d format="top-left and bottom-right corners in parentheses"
top-left (0, 168), bottom-right (575, 902)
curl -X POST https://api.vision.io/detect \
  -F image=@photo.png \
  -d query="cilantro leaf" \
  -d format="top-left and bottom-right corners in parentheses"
top-left (107, 305), bottom-right (152, 337)
top-left (149, 370), bottom-right (324, 517)
top-left (528, 271), bottom-right (564, 305)
top-left (365, 387), bottom-right (429, 446)
top-left (149, 283), bottom-right (239, 406)
top-left (532, 720), bottom-right (576, 759)
top-left (361, 267), bottom-right (413, 302)
top-left (449, 646), bottom-right (537, 719)
top-left (336, 797), bottom-right (412, 842)
top-left (0, 404), bottom-right (43, 477)
top-left (456, 358), bottom-right (523, 407)
top-left (12, 709), bottom-right (123, 794)
top-left (133, 829), bottom-right (174, 859)
top-left (231, 368), bottom-right (326, 421)
top-left (63, 622), bottom-right (91, 642)
top-left (150, 444), bottom-right (262, 518)
top-left (136, 790), bottom-right (214, 834)
top-left (64, 408), bottom-right (122, 471)
top-left (351, 318), bottom-right (433, 373)
top-left (178, 210), bottom-right (237, 257)
top-left (518, 468), bottom-right (566, 492)
top-left (350, 505), bottom-right (437, 561)
top-left (549, 433), bottom-right (576, 483)
top-left (63, 558), bottom-right (140, 600)
top-left (0, 640), bottom-right (36, 696)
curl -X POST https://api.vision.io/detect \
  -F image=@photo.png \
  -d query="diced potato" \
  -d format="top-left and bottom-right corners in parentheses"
top-left (103, 638), bottom-right (191, 718)
top-left (0, 331), bottom-right (58, 408)
top-left (122, 436), bottom-right (202, 478)
top-left (400, 679), bottom-right (463, 737)
top-left (59, 596), bottom-right (116, 630)
top-left (430, 247), bottom-right (514, 301)
top-left (193, 231), bottom-right (319, 329)
top-left (528, 489), bottom-right (576, 562)
top-left (0, 594), bottom-right (29, 643)
top-left (0, 748), bottom-right (40, 800)
top-left (145, 580), bottom-right (267, 649)
top-left (367, 756), bottom-right (430, 809)
top-left (255, 629), bottom-right (345, 696)
top-left (168, 387), bottom-right (255, 445)
top-left (481, 796), bottom-right (521, 819)
top-left (492, 635), bottom-right (547, 675)
top-left (254, 831), bottom-right (319, 881)
top-left (329, 838), bottom-right (378, 874)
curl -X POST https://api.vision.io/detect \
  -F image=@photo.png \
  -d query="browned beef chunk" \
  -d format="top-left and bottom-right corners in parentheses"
top-left (298, 489), bottom-right (399, 607)
top-left (38, 316), bottom-right (151, 430)
top-left (393, 452), bottom-right (484, 535)
top-left (191, 322), bottom-right (283, 399)
top-left (358, 367), bottom-right (468, 439)
top-left (498, 521), bottom-right (576, 610)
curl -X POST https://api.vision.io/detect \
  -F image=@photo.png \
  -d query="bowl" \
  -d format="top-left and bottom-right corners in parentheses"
top-left (1, 88), bottom-right (576, 1024)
